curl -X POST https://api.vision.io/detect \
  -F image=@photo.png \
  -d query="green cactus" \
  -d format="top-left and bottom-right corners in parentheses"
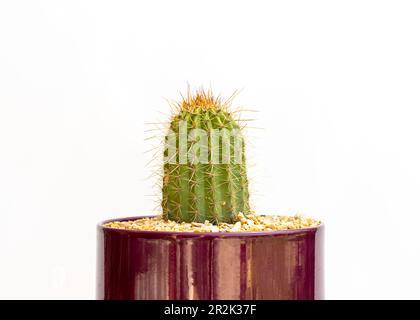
top-left (161, 90), bottom-right (250, 224)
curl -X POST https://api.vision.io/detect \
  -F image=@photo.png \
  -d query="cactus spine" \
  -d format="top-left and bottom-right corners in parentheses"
top-left (162, 90), bottom-right (250, 224)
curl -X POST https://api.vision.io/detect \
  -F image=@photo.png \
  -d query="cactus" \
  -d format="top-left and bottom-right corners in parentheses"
top-left (161, 90), bottom-right (250, 224)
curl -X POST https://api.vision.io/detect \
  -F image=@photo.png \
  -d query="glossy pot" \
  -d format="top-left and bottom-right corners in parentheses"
top-left (97, 216), bottom-right (324, 300)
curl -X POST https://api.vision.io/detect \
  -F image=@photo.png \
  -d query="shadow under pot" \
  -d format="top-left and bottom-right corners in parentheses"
top-left (97, 216), bottom-right (324, 300)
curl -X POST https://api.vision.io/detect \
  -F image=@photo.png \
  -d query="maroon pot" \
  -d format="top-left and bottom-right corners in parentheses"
top-left (97, 216), bottom-right (324, 300)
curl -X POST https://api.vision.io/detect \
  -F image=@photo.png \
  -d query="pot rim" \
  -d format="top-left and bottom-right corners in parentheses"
top-left (98, 215), bottom-right (323, 238)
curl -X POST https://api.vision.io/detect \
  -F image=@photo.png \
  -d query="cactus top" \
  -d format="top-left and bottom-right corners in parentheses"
top-left (162, 89), bottom-right (250, 224)
top-left (177, 89), bottom-right (233, 112)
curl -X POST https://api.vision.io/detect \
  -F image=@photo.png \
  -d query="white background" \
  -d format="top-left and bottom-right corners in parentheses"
top-left (1, 0), bottom-right (419, 299)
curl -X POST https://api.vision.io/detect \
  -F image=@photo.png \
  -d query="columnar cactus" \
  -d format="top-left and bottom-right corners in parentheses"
top-left (162, 90), bottom-right (250, 224)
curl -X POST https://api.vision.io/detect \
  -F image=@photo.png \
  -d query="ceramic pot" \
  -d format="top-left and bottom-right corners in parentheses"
top-left (97, 216), bottom-right (324, 300)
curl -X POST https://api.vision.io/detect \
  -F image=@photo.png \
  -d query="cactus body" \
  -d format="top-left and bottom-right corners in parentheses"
top-left (162, 91), bottom-right (250, 224)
